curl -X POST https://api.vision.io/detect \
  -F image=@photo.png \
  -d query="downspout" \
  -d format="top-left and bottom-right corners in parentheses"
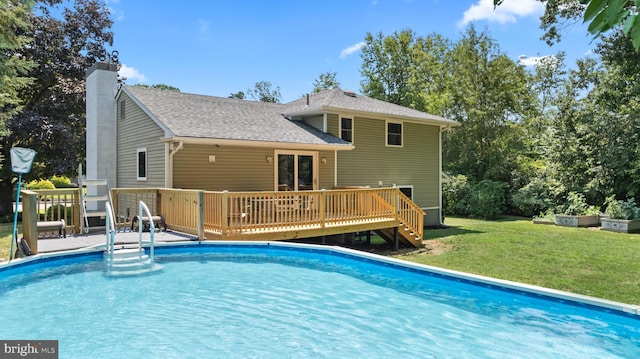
top-left (439, 125), bottom-right (451, 227)
top-left (166, 141), bottom-right (184, 188)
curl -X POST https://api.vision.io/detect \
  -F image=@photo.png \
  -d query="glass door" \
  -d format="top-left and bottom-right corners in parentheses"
top-left (275, 151), bottom-right (317, 191)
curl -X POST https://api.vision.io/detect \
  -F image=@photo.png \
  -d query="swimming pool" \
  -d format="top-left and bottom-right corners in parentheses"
top-left (1, 242), bottom-right (639, 358)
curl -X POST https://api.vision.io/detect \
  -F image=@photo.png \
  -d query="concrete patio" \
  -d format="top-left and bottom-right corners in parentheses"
top-left (36, 229), bottom-right (198, 253)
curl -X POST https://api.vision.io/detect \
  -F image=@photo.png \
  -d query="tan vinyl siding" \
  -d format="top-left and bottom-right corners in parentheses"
top-left (116, 93), bottom-right (165, 187)
top-left (303, 115), bottom-right (324, 132)
top-left (336, 117), bottom-right (440, 210)
top-left (173, 145), bottom-right (275, 191)
top-left (317, 150), bottom-right (335, 190)
top-left (173, 145), bottom-right (336, 192)
top-left (326, 113), bottom-right (339, 137)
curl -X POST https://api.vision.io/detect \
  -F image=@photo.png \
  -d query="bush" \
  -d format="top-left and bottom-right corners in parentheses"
top-left (44, 204), bottom-right (73, 222)
top-left (511, 176), bottom-right (565, 217)
top-left (27, 179), bottom-right (55, 190)
top-left (50, 175), bottom-right (71, 188)
top-left (604, 196), bottom-right (640, 220)
top-left (467, 180), bottom-right (507, 220)
top-left (562, 192), bottom-right (600, 215)
top-left (443, 175), bottom-right (471, 216)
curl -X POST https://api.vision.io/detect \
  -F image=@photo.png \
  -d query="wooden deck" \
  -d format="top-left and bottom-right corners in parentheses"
top-left (21, 187), bottom-right (425, 254)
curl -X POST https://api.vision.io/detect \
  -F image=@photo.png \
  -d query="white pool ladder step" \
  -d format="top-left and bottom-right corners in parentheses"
top-left (106, 248), bottom-right (154, 274)
top-left (104, 201), bottom-right (161, 276)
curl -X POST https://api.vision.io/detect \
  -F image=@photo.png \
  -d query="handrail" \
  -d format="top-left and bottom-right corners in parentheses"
top-left (138, 201), bottom-right (155, 264)
top-left (105, 202), bottom-right (116, 269)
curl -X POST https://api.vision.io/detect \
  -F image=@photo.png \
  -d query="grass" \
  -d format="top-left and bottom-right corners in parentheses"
top-left (0, 222), bottom-right (18, 261)
top-left (391, 216), bottom-right (640, 305)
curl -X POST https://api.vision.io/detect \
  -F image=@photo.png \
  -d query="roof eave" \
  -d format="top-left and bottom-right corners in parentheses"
top-left (164, 136), bottom-right (354, 151)
top-left (286, 105), bottom-right (460, 127)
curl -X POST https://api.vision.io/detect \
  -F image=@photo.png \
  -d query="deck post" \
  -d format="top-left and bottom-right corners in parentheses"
top-left (221, 190), bottom-right (229, 235)
top-left (21, 190), bottom-right (38, 254)
top-left (73, 188), bottom-right (81, 234)
top-left (394, 226), bottom-right (399, 251)
top-left (319, 189), bottom-right (326, 228)
top-left (197, 190), bottom-right (205, 240)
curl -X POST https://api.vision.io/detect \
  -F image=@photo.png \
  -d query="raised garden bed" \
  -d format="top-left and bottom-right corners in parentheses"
top-left (600, 218), bottom-right (640, 233)
top-left (555, 214), bottom-right (600, 228)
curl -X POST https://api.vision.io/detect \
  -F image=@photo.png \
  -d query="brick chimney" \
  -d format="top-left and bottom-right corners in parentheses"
top-left (85, 62), bottom-right (118, 187)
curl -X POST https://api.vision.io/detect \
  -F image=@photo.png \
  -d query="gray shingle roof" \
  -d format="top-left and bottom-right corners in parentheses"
top-left (123, 85), bottom-right (349, 146)
top-left (122, 86), bottom-right (457, 147)
top-left (284, 88), bottom-right (458, 125)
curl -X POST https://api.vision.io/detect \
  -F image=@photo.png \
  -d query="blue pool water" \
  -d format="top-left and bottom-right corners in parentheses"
top-left (1, 243), bottom-right (639, 358)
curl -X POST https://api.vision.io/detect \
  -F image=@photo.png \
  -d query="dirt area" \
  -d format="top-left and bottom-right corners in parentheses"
top-left (346, 238), bottom-right (453, 257)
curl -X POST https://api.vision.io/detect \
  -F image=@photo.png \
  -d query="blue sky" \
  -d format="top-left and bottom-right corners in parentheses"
top-left (107, 0), bottom-right (595, 103)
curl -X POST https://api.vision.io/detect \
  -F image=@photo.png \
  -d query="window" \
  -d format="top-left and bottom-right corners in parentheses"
top-left (387, 121), bottom-right (402, 146)
top-left (137, 148), bottom-right (147, 181)
top-left (341, 117), bottom-right (352, 142)
top-left (398, 186), bottom-right (413, 200)
top-left (119, 100), bottom-right (126, 119)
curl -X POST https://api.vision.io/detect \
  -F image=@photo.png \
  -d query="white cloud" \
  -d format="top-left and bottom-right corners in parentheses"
top-left (340, 41), bottom-right (366, 59)
top-left (518, 54), bottom-right (558, 67)
top-left (118, 64), bottom-right (146, 83)
top-left (458, 0), bottom-right (544, 27)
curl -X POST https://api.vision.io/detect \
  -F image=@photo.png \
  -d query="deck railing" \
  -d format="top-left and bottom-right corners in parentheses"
top-left (26, 189), bottom-right (82, 234)
top-left (21, 187), bottom-right (424, 254)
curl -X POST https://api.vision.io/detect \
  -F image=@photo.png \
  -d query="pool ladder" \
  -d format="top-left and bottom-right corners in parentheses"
top-left (104, 200), bottom-right (160, 276)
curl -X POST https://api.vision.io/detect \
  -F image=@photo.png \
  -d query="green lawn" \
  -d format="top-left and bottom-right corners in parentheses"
top-left (393, 216), bottom-right (640, 305)
top-left (0, 222), bottom-right (18, 261)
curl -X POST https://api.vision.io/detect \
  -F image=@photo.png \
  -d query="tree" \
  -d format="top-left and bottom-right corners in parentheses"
top-left (495, 0), bottom-right (640, 50)
top-left (228, 91), bottom-right (245, 99)
top-left (443, 26), bottom-right (535, 184)
top-left (0, 0), bottom-right (36, 125)
top-left (135, 83), bottom-right (180, 92)
top-left (360, 30), bottom-right (417, 107)
top-left (312, 72), bottom-right (340, 93)
top-left (247, 81), bottom-right (281, 103)
top-left (0, 0), bottom-right (113, 216)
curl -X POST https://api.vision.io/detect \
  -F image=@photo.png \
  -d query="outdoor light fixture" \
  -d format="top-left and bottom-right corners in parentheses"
top-left (321, 157), bottom-right (327, 164)
top-left (266, 155), bottom-right (273, 163)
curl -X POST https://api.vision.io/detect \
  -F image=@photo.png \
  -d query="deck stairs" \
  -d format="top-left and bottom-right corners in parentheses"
top-left (104, 201), bottom-right (161, 276)
top-left (376, 221), bottom-right (424, 248)
top-left (79, 163), bottom-right (109, 233)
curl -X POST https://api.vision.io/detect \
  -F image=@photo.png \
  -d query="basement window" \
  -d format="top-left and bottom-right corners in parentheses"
top-left (398, 185), bottom-right (413, 200)
top-left (137, 147), bottom-right (147, 181)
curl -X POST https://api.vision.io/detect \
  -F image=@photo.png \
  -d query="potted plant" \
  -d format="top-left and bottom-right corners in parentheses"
top-left (600, 196), bottom-right (640, 233)
top-left (555, 192), bottom-right (601, 227)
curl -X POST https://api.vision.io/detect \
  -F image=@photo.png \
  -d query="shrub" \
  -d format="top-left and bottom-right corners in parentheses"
top-left (44, 204), bottom-right (73, 222)
top-left (50, 175), bottom-right (71, 188)
top-left (467, 180), bottom-right (507, 220)
top-left (443, 175), bottom-right (471, 216)
top-left (511, 176), bottom-right (565, 217)
top-left (562, 192), bottom-right (600, 215)
top-left (604, 196), bottom-right (640, 220)
top-left (27, 179), bottom-right (55, 190)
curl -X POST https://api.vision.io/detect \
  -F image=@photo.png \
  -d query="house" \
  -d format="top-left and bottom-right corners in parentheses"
top-left (86, 62), bottom-right (459, 228)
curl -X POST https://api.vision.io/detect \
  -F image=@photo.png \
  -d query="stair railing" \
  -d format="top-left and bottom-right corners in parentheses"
top-left (105, 202), bottom-right (116, 269)
top-left (138, 200), bottom-right (155, 264)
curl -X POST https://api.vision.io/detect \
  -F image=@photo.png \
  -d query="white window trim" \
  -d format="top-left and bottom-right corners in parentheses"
top-left (386, 120), bottom-right (403, 147)
top-left (137, 147), bottom-right (147, 181)
top-left (396, 185), bottom-right (414, 200)
top-left (340, 116), bottom-right (354, 143)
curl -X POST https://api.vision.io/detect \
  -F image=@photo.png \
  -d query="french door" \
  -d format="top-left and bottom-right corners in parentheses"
top-left (275, 151), bottom-right (317, 191)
